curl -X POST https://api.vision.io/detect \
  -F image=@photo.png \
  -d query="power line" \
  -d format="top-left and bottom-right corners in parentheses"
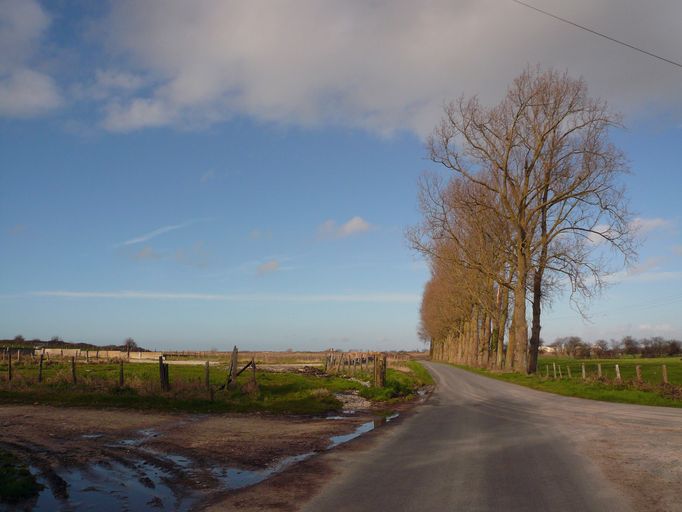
top-left (510, 0), bottom-right (682, 69)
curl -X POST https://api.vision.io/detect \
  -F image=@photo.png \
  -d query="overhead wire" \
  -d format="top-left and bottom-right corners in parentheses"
top-left (510, 0), bottom-right (682, 69)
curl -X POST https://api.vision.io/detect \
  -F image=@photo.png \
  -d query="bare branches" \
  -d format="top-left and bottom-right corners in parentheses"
top-left (409, 65), bottom-right (637, 374)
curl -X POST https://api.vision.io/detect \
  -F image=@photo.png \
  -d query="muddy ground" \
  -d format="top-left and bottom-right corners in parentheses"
top-left (0, 399), bottom-right (401, 511)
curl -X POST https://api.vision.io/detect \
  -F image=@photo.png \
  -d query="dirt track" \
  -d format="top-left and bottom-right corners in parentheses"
top-left (0, 404), bottom-right (373, 510)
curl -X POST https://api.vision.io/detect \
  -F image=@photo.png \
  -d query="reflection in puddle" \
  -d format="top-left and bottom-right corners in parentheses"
top-left (31, 414), bottom-right (399, 510)
top-left (33, 461), bottom-right (195, 512)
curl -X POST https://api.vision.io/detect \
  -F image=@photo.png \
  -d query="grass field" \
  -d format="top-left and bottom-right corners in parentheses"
top-left (453, 355), bottom-right (682, 408)
top-left (0, 359), bottom-right (431, 414)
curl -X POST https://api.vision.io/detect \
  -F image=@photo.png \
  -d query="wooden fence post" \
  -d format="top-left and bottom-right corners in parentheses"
top-left (204, 361), bottom-right (210, 390)
top-left (581, 363), bottom-right (586, 380)
top-left (545, 365), bottom-right (549, 378)
top-left (635, 365), bottom-right (642, 384)
top-left (86, 350), bottom-right (90, 363)
top-left (662, 365), bottom-right (669, 385)
top-left (597, 363), bottom-right (602, 378)
top-left (227, 346), bottom-right (239, 389)
top-left (615, 364), bottom-right (622, 383)
top-left (71, 357), bottom-right (77, 384)
top-left (566, 366), bottom-right (572, 379)
top-left (552, 362), bottom-right (557, 379)
top-left (38, 354), bottom-right (44, 383)
top-left (7, 350), bottom-right (12, 382)
top-left (119, 361), bottom-right (124, 387)
top-left (159, 356), bottom-right (165, 391)
top-left (558, 365), bottom-right (563, 379)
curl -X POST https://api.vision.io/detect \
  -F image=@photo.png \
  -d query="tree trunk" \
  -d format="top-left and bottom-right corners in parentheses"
top-left (528, 268), bottom-right (543, 373)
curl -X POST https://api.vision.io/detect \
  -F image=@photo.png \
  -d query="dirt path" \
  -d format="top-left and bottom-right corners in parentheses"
top-left (0, 404), bottom-right (375, 510)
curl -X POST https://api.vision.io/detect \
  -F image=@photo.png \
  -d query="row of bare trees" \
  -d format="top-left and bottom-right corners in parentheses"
top-left (409, 66), bottom-right (636, 374)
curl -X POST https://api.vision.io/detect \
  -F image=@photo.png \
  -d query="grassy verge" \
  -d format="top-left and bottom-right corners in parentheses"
top-left (451, 358), bottom-right (682, 408)
top-left (0, 449), bottom-right (43, 504)
top-left (0, 360), bottom-right (431, 414)
top-left (359, 361), bottom-right (434, 402)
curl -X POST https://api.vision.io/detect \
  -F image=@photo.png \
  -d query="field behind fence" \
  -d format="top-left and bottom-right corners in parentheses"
top-left (538, 356), bottom-right (681, 386)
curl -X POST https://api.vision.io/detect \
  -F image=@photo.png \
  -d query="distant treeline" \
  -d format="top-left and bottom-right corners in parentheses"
top-left (546, 336), bottom-right (682, 359)
top-left (1, 335), bottom-right (146, 352)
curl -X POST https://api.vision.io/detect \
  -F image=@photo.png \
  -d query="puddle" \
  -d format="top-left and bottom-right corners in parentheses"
top-left (30, 414), bottom-right (399, 508)
top-left (212, 452), bottom-right (315, 490)
top-left (116, 428), bottom-right (159, 447)
top-left (81, 434), bottom-right (103, 440)
top-left (32, 460), bottom-right (195, 512)
top-left (327, 413), bottom-right (399, 449)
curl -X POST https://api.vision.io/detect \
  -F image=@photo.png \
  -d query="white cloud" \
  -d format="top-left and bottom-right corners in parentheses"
top-left (256, 259), bottom-right (280, 276)
top-left (0, 68), bottom-right (61, 117)
top-left (103, 97), bottom-right (174, 132)
top-left (318, 216), bottom-right (373, 239)
top-left (29, 290), bottom-right (420, 303)
top-left (0, 0), bottom-right (62, 117)
top-left (629, 217), bottom-right (675, 234)
top-left (94, 0), bottom-right (682, 134)
top-left (118, 218), bottom-right (208, 246)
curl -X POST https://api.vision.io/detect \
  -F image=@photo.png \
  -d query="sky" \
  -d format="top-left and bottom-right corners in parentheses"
top-left (1, 0), bottom-right (681, 350)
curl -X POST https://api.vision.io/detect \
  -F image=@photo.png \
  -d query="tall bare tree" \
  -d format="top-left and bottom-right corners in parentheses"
top-left (417, 66), bottom-right (635, 373)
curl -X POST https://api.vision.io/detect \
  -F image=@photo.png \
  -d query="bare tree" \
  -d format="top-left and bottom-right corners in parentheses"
top-left (425, 66), bottom-right (635, 373)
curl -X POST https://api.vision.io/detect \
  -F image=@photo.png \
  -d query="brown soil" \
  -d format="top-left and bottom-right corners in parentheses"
top-left (0, 404), bottom-right (374, 508)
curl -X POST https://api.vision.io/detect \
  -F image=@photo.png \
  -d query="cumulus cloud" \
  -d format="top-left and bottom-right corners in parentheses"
top-left (0, 0), bottom-right (62, 118)
top-left (318, 216), bottom-right (372, 239)
top-left (256, 259), bottom-right (280, 276)
top-left (94, 0), bottom-right (682, 134)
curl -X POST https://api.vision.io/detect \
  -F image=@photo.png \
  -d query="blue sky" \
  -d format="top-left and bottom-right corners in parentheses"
top-left (1, 1), bottom-right (681, 350)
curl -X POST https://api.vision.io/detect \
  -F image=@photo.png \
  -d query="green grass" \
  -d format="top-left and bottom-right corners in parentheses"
top-left (0, 360), bottom-right (431, 414)
top-left (0, 449), bottom-right (43, 504)
top-left (451, 356), bottom-right (682, 408)
top-left (359, 361), bottom-right (434, 402)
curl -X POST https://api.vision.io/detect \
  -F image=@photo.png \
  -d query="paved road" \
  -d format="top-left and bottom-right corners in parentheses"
top-left (303, 362), bottom-right (682, 512)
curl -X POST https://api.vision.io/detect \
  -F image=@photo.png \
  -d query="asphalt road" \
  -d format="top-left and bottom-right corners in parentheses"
top-left (303, 362), bottom-right (661, 512)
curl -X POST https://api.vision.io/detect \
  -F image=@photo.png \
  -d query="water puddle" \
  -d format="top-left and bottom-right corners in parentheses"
top-left (30, 414), bottom-right (399, 509)
top-left (212, 452), bottom-right (315, 490)
top-left (32, 460), bottom-right (195, 512)
top-left (116, 428), bottom-right (160, 447)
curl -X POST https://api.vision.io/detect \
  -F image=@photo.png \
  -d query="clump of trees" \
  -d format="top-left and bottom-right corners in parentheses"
top-left (548, 336), bottom-right (682, 358)
top-left (409, 66), bottom-right (636, 374)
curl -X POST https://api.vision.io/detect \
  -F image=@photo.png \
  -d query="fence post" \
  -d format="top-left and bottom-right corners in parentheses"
top-left (159, 356), bottom-right (165, 391)
top-left (662, 365), bottom-right (669, 385)
top-left (71, 357), bottom-right (77, 384)
top-left (581, 363), bottom-right (586, 380)
top-left (558, 365), bottom-right (563, 379)
top-left (566, 365), bottom-right (572, 379)
top-left (545, 365), bottom-right (549, 378)
top-left (204, 361), bottom-right (210, 390)
top-left (635, 365), bottom-right (642, 384)
top-left (615, 364), bottom-right (622, 383)
top-left (597, 363), bottom-right (602, 378)
top-left (227, 346), bottom-right (239, 389)
top-left (38, 354), bottom-right (44, 383)
top-left (7, 350), bottom-right (12, 382)
top-left (119, 360), bottom-right (124, 387)
top-left (552, 362), bottom-right (557, 379)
